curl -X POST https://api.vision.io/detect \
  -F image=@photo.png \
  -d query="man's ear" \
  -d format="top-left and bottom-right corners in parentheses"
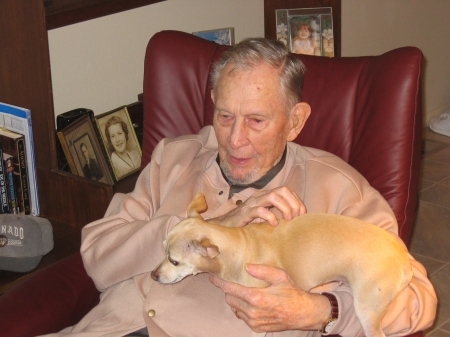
top-left (191, 238), bottom-right (220, 258)
top-left (287, 102), bottom-right (311, 142)
top-left (211, 90), bottom-right (215, 104)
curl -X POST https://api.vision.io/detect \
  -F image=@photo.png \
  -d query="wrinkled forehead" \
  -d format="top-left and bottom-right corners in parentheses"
top-left (215, 63), bottom-right (283, 101)
top-left (222, 61), bottom-right (281, 81)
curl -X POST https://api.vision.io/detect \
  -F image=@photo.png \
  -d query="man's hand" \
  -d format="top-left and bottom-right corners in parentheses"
top-left (209, 186), bottom-right (306, 227)
top-left (209, 264), bottom-right (330, 333)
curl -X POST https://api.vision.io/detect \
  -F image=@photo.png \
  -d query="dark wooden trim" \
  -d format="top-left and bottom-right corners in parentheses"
top-left (0, 0), bottom-right (56, 172)
top-left (39, 168), bottom-right (113, 227)
top-left (264, 0), bottom-right (341, 57)
top-left (45, 0), bottom-right (166, 30)
top-left (1, 0), bottom-right (147, 228)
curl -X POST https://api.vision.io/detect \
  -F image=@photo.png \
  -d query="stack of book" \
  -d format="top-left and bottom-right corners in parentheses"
top-left (0, 103), bottom-right (39, 216)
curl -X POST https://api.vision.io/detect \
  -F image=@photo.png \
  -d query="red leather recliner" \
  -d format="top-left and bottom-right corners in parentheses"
top-left (0, 31), bottom-right (424, 337)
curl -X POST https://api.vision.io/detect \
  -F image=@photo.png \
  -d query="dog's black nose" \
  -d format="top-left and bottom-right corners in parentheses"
top-left (150, 270), bottom-right (159, 281)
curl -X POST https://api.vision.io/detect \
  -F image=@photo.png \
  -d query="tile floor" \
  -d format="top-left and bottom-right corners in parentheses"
top-left (409, 128), bottom-right (450, 336)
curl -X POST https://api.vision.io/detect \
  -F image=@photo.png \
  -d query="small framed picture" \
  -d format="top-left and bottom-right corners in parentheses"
top-left (193, 27), bottom-right (235, 46)
top-left (94, 106), bottom-right (142, 181)
top-left (276, 7), bottom-right (334, 57)
top-left (57, 115), bottom-right (114, 185)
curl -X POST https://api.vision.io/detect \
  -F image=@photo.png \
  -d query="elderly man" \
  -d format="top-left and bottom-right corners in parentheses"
top-left (43, 38), bottom-right (436, 337)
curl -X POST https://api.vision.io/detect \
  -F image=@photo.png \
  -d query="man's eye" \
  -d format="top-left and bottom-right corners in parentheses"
top-left (168, 257), bottom-right (179, 266)
top-left (248, 118), bottom-right (265, 128)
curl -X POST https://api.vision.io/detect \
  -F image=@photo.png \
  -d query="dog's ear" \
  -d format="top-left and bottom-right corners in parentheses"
top-left (191, 238), bottom-right (220, 258)
top-left (187, 193), bottom-right (208, 218)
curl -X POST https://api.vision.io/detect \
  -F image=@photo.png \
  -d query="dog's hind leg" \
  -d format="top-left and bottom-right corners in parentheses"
top-left (355, 313), bottom-right (385, 337)
top-left (353, 291), bottom-right (387, 337)
top-left (251, 332), bottom-right (266, 337)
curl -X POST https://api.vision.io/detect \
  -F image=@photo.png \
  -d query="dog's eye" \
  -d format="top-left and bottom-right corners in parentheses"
top-left (168, 257), bottom-right (179, 266)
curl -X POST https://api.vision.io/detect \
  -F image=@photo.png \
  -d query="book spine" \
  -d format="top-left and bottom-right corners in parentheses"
top-left (0, 108), bottom-right (39, 216)
top-left (5, 156), bottom-right (18, 214)
top-left (0, 144), bottom-right (9, 213)
top-left (11, 156), bottom-right (23, 214)
top-left (17, 139), bottom-right (31, 215)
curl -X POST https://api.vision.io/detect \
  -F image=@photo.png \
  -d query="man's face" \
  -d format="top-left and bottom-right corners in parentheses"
top-left (81, 145), bottom-right (89, 162)
top-left (212, 63), bottom-right (294, 185)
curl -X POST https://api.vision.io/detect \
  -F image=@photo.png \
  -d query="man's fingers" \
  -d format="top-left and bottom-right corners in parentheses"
top-left (209, 275), bottom-right (247, 296)
top-left (213, 264), bottom-right (296, 295)
top-left (209, 275), bottom-right (251, 313)
top-left (292, 191), bottom-right (307, 215)
top-left (245, 264), bottom-right (291, 286)
top-left (232, 205), bottom-right (276, 227)
top-left (252, 187), bottom-right (306, 222)
top-left (271, 189), bottom-right (305, 220)
top-left (253, 207), bottom-right (279, 226)
top-left (210, 187), bottom-right (306, 228)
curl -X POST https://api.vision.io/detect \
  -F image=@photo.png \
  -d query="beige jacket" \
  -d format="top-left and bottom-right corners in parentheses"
top-left (45, 126), bottom-right (436, 337)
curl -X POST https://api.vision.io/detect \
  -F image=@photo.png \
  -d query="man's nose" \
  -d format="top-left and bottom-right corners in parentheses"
top-left (229, 121), bottom-right (249, 149)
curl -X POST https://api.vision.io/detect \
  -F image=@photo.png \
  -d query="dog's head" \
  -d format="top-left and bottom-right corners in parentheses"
top-left (151, 193), bottom-right (222, 284)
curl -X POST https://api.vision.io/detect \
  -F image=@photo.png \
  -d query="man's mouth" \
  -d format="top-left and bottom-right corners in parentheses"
top-left (229, 155), bottom-right (252, 166)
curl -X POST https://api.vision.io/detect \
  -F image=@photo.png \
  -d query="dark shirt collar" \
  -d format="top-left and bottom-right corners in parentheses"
top-left (217, 148), bottom-right (287, 198)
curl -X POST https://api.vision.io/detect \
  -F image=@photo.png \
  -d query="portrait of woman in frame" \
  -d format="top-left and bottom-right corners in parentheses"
top-left (95, 107), bottom-right (142, 181)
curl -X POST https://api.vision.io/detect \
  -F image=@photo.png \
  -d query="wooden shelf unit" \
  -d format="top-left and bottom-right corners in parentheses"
top-left (0, 0), bottom-right (147, 228)
top-left (44, 0), bottom-right (166, 30)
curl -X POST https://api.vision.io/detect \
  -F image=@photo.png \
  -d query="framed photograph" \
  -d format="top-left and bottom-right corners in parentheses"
top-left (276, 7), bottom-right (334, 57)
top-left (264, 0), bottom-right (341, 56)
top-left (57, 115), bottom-right (114, 185)
top-left (193, 27), bottom-right (235, 46)
top-left (94, 106), bottom-right (142, 181)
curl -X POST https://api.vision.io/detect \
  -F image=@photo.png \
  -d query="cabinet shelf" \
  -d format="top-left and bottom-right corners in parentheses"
top-left (45, 0), bottom-right (166, 30)
top-left (39, 168), bottom-right (140, 228)
top-left (0, 0), bottom-right (147, 227)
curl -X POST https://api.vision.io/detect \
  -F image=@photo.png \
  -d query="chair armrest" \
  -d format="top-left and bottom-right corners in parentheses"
top-left (0, 252), bottom-right (99, 337)
top-left (406, 332), bottom-right (424, 337)
top-left (0, 253), bottom-right (425, 337)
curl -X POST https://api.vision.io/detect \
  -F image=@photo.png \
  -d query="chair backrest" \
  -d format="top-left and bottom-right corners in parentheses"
top-left (142, 30), bottom-right (423, 245)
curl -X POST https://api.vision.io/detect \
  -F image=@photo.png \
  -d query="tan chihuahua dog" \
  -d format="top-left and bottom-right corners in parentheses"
top-left (151, 193), bottom-right (412, 337)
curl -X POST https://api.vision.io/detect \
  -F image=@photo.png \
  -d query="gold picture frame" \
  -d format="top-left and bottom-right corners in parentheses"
top-left (94, 106), bottom-right (142, 181)
top-left (57, 114), bottom-right (114, 185)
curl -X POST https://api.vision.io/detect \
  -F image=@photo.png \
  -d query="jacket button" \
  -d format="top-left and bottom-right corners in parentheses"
top-left (148, 309), bottom-right (156, 317)
top-left (236, 200), bottom-right (242, 205)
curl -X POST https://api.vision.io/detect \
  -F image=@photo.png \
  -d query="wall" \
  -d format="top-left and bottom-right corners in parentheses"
top-left (342, 0), bottom-right (450, 125)
top-left (48, 0), bottom-right (264, 118)
top-left (49, 0), bottom-right (450, 125)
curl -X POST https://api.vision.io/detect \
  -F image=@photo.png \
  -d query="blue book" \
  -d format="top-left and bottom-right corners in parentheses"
top-left (5, 156), bottom-right (18, 214)
top-left (0, 102), bottom-right (39, 216)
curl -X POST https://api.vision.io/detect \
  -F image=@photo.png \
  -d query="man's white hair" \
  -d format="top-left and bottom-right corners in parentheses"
top-left (211, 38), bottom-right (306, 115)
